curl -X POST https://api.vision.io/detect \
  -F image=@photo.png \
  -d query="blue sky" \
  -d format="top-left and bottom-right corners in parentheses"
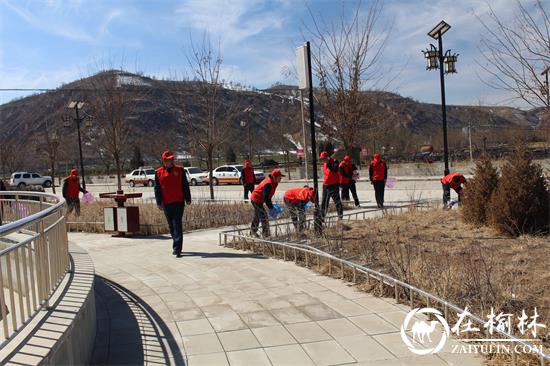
top-left (0, 0), bottom-right (536, 108)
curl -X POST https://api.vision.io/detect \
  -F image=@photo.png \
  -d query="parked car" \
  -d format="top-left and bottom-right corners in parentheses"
top-left (205, 165), bottom-right (264, 185)
top-left (10, 172), bottom-right (52, 188)
top-left (125, 167), bottom-right (156, 187)
top-left (184, 167), bottom-right (208, 186)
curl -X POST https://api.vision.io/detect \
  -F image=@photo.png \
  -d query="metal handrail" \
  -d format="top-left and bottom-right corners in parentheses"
top-left (219, 206), bottom-right (549, 365)
top-left (0, 191), bottom-right (69, 350)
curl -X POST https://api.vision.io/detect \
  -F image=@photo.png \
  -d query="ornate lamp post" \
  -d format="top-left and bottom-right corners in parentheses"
top-left (241, 106), bottom-right (253, 160)
top-left (423, 20), bottom-right (459, 176)
top-left (63, 101), bottom-right (93, 190)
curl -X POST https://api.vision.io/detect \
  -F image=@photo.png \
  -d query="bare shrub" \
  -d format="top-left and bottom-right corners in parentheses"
top-left (488, 145), bottom-right (549, 236)
top-left (461, 155), bottom-right (499, 225)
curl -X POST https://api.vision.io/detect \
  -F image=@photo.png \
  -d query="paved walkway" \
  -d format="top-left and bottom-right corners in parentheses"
top-left (72, 225), bottom-right (483, 366)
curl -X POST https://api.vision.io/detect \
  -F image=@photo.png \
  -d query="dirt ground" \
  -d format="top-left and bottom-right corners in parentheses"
top-left (314, 209), bottom-right (549, 355)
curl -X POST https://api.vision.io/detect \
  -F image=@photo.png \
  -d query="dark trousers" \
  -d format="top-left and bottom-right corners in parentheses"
top-left (373, 180), bottom-right (385, 208)
top-left (442, 184), bottom-right (462, 207)
top-left (66, 197), bottom-right (81, 216)
top-left (344, 181), bottom-right (360, 206)
top-left (321, 184), bottom-right (343, 219)
top-left (163, 202), bottom-right (185, 253)
top-left (251, 202), bottom-right (269, 237)
top-left (243, 184), bottom-right (254, 199)
top-left (285, 200), bottom-right (306, 232)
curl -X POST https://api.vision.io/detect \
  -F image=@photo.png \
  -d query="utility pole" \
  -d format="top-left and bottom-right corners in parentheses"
top-left (300, 90), bottom-right (308, 180)
top-left (468, 120), bottom-right (473, 163)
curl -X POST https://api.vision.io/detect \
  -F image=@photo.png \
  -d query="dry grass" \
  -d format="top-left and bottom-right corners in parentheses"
top-left (67, 200), bottom-right (255, 234)
top-left (308, 209), bottom-right (549, 364)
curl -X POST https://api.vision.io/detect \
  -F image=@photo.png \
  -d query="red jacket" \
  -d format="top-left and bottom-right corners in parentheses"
top-left (242, 164), bottom-right (255, 185)
top-left (284, 187), bottom-right (314, 205)
top-left (441, 173), bottom-right (466, 191)
top-left (369, 157), bottom-right (387, 181)
top-left (339, 161), bottom-right (353, 185)
top-left (155, 166), bottom-right (190, 205)
top-left (251, 175), bottom-right (278, 205)
top-left (323, 158), bottom-right (340, 186)
top-left (65, 176), bottom-right (81, 199)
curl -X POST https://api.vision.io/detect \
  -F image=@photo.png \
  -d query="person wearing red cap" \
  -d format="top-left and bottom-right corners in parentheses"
top-left (320, 151), bottom-right (343, 219)
top-left (62, 169), bottom-right (87, 216)
top-left (154, 150), bottom-right (192, 256)
top-left (250, 168), bottom-right (285, 237)
top-left (441, 172), bottom-right (467, 208)
top-left (339, 155), bottom-right (360, 207)
top-left (369, 153), bottom-right (388, 208)
top-left (284, 186), bottom-right (314, 232)
top-left (241, 160), bottom-right (255, 200)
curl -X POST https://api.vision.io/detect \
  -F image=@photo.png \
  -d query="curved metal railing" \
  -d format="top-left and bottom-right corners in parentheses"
top-left (0, 191), bottom-right (69, 349)
top-left (219, 205), bottom-right (549, 365)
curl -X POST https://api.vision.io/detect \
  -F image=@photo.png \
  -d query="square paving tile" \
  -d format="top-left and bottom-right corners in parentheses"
top-left (335, 334), bottom-right (396, 362)
top-left (226, 348), bottom-right (272, 366)
top-left (285, 322), bottom-right (332, 343)
top-left (187, 352), bottom-right (229, 366)
top-left (301, 340), bottom-right (356, 366)
top-left (353, 297), bottom-right (401, 313)
top-left (264, 344), bottom-right (315, 366)
top-left (176, 318), bottom-right (214, 336)
top-left (182, 333), bottom-right (224, 356)
top-left (317, 318), bottom-right (365, 338)
top-left (349, 314), bottom-right (398, 335)
top-left (271, 307), bottom-right (311, 324)
top-left (218, 329), bottom-right (261, 351)
top-left (324, 299), bottom-right (373, 317)
top-left (252, 325), bottom-right (297, 347)
top-left (172, 308), bottom-right (205, 322)
top-left (239, 311), bottom-right (280, 328)
top-left (208, 313), bottom-right (247, 332)
top-left (298, 303), bottom-right (342, 321)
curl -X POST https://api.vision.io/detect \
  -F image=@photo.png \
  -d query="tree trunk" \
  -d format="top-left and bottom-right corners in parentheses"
top-left (207, 153), bottom-right (214, 200)
top-left (115, 154), bottom-right (122, 191)
top-left (50, 161), bottom-right (56, 194)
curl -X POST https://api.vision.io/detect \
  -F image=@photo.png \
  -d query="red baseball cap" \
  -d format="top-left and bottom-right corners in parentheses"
top-left (271, 169), bottom-right (286, 178)
top-left (319, 151), bottom-right (329, 159)
top-left (162, 150), bottom-right (175, 160)
top-left (344, 155), bottom-right (351, 162)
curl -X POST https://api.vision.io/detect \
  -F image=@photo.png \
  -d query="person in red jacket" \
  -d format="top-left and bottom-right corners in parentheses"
top-left (154, 150), bottom-right (192, 257)
top-left (441, 173), bottom-right (467, 208)
top-left (320, 151), bottom-right (343, 219)
top-left (339, 155), bottom-right (360, 207)
top-left (284, 186), bottom-right (314, 232)
top-left (369, 153), bottom-right (388, 208)
top-left (62, 169), bottom-right (87, 216)
top-left (250, 169), bottom-right (285, 237)
top-left (241, 160), bottom-right (255, 200)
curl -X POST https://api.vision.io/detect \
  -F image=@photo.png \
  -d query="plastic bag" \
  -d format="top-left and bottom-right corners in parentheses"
top-left (386, 177), bottom-right (396, 188)
top-left (304, 201), bottom-right (312, 209)
top-left (352, 170), bottom-right (360, 181)
top-left (269, 204), bottom-right (284, 219)
top-left (81, 192), bottom-right (95, 204)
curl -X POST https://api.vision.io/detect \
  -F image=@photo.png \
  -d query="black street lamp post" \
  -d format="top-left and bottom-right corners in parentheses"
top-left (542, 66), bottom-right (550, 107)
top-left (63, 101), bottom-right (92, 191)
top-left (241, 106), bottom-right (253, 161)
top-left (423, 20), bottom-right (458, 177)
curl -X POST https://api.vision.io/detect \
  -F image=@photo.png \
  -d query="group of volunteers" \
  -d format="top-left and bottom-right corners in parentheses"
top-left (246, 150), bottom-right (389, 238)
top-left (58, 149), bottom-right (466, 257)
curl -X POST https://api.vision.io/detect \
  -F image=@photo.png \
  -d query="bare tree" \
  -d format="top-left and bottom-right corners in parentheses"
top-left (85, 70), bottom-right (143, 190)
top-left (179, 34), bottom-right (242, 199)
top-left (33, 120), bottom-right (63, 193)
top-left (0, 140), bottom-right (24, 179)
top-left (304, 0), bottom-right (391, 154)
top-left (478, 0), bottom-right (550, 108)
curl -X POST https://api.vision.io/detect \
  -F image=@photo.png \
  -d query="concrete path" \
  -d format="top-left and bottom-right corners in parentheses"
top-left (72, 225), bottom-right (482, 366)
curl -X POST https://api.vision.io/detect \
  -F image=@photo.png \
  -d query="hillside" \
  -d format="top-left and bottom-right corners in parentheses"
top-left (0, 70), bottom-right (545, 172)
